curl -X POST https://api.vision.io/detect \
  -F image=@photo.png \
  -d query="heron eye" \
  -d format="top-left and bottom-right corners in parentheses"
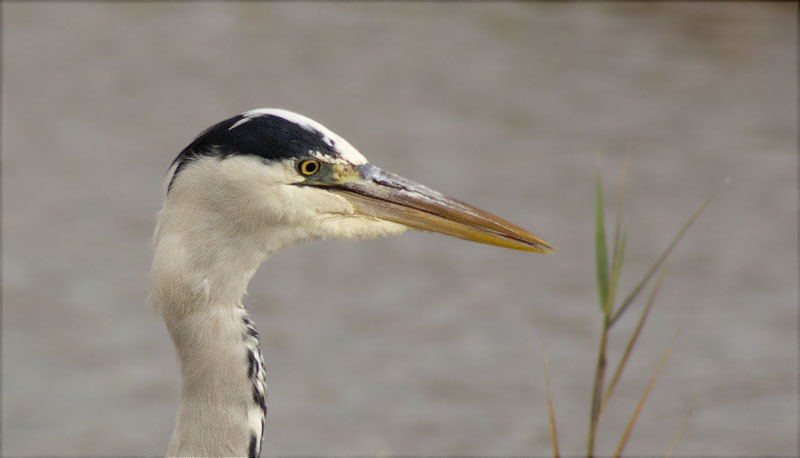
top-left (299, 159), bottom-right (320, 176)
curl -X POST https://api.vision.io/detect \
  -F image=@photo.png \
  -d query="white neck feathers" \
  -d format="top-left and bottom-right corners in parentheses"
top-left (152, 161), bottom-right (273, 456)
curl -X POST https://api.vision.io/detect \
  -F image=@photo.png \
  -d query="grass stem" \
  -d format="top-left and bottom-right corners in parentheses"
top-left (542, 328), bottom-right (560, 458)
top-left (664, 409), bottom-right (692, 457)
top-left (586, 311), bottom-right (610, 457)
top-left (612, 324), bottom-right (683, 458)
top-left (600, 261), bottom-right (670, 419)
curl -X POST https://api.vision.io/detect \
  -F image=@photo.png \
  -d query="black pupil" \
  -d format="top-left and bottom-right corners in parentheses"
top-left (304, 161), bottom-right (318, 174)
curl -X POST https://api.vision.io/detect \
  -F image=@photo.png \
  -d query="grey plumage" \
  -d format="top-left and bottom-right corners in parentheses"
top-left (152, 109), bottom-right (552, 457)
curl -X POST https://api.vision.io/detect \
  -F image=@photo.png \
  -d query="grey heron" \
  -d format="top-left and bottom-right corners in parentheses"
top-left (151, 108), bottom-right (553, 457)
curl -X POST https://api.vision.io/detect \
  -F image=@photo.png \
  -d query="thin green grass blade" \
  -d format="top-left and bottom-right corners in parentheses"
top-left (607, 230), bottom-right (627, 316)
top-left (612, 324), bottom-right (684, 458)
top-left (609, 180), bottom-right (726, 327)
top-left (609, 153), bottom-right (628, 287)
top-left (606, 155), bottom-right (627, 316)
top-left (595, 169), bottom-right (610, 313)
top-left (588, 169), bottom-right (611, 457)
top-left (600, 260), bottom-right (669, 418)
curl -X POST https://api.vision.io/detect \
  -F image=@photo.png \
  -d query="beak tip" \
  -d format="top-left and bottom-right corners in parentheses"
top-left (525, 237), bottom-right (555, 254)
top-left (532, 245), bottom-right (556, 254)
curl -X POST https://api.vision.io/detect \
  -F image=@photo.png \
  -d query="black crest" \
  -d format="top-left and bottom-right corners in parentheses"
top-left (168, 113), bottom-right (341, 192)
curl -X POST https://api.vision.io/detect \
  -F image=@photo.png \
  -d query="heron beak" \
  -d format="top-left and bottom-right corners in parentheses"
top-left (327, 164), bottom-right (554, 253)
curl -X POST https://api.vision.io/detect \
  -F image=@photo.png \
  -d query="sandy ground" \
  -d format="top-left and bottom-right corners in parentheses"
top-left (2, 3), bottom-right (796, 456)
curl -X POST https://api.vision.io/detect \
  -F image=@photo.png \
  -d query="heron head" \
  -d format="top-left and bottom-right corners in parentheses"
top-left (162, 108), bottom-right (553, 255)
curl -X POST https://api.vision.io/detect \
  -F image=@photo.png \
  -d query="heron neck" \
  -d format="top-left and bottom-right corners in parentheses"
top-left (165, 304), bottom-right (267, 457)
top-left (152, 215), bottom-right (270, 457)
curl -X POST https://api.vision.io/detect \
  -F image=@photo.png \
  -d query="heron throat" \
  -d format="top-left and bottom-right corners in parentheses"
top-left (152, 199), bottom-right (272, 457)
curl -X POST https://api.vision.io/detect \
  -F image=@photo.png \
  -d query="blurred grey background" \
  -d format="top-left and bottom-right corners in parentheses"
top-left (2, 3), bottom-right (796, 456)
